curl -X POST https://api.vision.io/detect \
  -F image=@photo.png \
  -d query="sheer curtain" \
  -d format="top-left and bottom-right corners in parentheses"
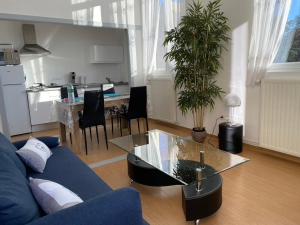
top-left (164, 0), bottom-right (185, 70)
top-left (142, 0), bottom-right (161, 79)
top-left (248, 0), bottom-right (292, 86)
top-left (164, 0), bottom-right (185, 31)
top-left (142, 0), bottom-right (185, 78)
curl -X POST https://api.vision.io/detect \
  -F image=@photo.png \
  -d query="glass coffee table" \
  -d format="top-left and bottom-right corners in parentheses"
top-left (110, 129), bottom-right (249, 222)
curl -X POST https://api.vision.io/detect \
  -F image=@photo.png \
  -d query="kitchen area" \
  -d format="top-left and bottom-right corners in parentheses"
top-left (0, 19), bottom-right (131, 138)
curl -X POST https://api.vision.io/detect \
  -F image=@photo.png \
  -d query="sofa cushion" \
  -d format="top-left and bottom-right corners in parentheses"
top-left (29, 178), bottom-right (83, 214)
top-left (17, 137), bottom-right (53, 173)
top-left (13, 136), bottom-right (60, 150)
top-left (29, 147), bottom-right (112, 201)
top-left (0, 153), bottom-right (40, 225)
top-left (0, 133), bottom-right (26, 176)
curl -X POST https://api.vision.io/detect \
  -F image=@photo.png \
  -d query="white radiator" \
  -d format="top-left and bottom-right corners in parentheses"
top-left (260, 77), bottom-right (300, 157)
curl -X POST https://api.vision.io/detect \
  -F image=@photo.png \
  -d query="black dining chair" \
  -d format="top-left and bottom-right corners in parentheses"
top-left (102, 84), bottom-right (119, 135)
top-left (119, 86), bottom-right (149, 136)
top-left (79, 91), bottom-right (108, 154)
top-left (60, 86), bottom-right (79, 144)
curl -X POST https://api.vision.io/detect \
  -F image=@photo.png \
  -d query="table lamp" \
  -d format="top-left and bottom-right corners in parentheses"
top-left (224, 93), bottom-right (241, 125)
top-left (218, 93), bottom-right (243, 154)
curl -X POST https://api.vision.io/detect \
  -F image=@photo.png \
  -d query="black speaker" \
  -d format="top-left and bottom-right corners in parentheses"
top-left (218, 122), bottom-right (243, 154)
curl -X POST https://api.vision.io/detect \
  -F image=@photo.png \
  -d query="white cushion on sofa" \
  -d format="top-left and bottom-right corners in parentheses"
top-left (29, 178), bottom-right (83, 214)
top-left (16, 137), bottom-right (52, 173)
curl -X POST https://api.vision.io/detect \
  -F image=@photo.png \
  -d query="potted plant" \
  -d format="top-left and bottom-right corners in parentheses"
top-left (164, 0), bottom-right (230, 142)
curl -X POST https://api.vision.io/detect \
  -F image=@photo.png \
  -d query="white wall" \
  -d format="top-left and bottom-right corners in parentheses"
top-left (0, 0), bottom-right (144, 85)
top-left (0, 20), bottom-right (130, 86)
top-left (0, 0), bottom-right (142, 27)
top-left (0, 0), bottom-right (263, 144)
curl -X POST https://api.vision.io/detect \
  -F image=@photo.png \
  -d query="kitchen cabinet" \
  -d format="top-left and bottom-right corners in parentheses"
top-left (89, 45), bottom-right (123, 64)
top-left (27, 90), bottom-right (60, 125)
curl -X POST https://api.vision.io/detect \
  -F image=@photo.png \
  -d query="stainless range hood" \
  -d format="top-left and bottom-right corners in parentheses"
top-left (20, 24), bottom-right (51, 56)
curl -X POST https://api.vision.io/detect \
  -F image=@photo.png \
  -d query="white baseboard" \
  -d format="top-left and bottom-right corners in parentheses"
top-left (243, 139), bottom-right (259, 146)
top-left (31, 122), bottom-right (59, 132)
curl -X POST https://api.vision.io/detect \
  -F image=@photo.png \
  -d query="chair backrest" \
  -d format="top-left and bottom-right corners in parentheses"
top-left (127, 86), bottom-right (147, 119)
top-left (82, 90), bottom-right (105, 126)
top-left (102, 83), bottom-right (115, 94)
top-left (60, 86), bottom-right (78, 99)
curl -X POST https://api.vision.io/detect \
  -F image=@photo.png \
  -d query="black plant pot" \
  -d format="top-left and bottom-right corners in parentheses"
top-left (192, 128), bottom-right (207, 143)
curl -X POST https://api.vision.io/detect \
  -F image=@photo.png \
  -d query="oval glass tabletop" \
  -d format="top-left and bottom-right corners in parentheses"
top-left (110, 129), bottom-right (249, 185)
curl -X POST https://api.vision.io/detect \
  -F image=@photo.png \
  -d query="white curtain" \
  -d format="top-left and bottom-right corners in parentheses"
top-left (142, 0), bottom-right (185, 78)
top-left (164, 0), bottom-right (185, 31)
top-left (247, 0), bottom-right (292, 86)
top-left (164, 0), bottom-right (185, 70)
top-left (142, 0), bottom-right (161, 78)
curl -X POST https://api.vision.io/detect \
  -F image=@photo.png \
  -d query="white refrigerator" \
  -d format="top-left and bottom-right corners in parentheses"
top-left (0, 65), bottom-right (31, 137)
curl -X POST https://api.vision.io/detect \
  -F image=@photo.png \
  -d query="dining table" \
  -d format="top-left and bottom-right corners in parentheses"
top-left (56, 94), bottom-right (130, 154)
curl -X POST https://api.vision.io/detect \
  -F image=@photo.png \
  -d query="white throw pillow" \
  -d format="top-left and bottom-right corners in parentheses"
top-left (29, 178), bottom-right (83, 214)
top-left (16, 137), bottom-right (52, 173)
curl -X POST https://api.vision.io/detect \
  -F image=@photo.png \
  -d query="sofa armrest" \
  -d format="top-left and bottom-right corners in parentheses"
top-left (26, 188), bottom-right (145, 225)
top-left (13, 137), bottom-right (60, 150)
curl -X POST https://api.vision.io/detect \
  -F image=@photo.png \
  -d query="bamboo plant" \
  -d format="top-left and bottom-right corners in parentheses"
top-left (164, 0), bottom-right (230, 132)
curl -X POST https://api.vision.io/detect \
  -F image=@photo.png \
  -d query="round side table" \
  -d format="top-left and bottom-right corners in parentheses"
top-left (218, 122), bottom-right (243, 154)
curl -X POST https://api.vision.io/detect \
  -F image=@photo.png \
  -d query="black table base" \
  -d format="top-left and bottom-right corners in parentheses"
top-left (127, 154), bottom-right (223, 221)
top-left (182, 175), bottom-right (222, 220)
top-left (127, 154), bottom-right (182, 186)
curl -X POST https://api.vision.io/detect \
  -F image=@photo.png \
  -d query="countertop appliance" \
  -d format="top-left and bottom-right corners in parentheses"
top-left (0, 44), bottom-right (20, 66)
top-left (0, 65), bottom-right (31, 136)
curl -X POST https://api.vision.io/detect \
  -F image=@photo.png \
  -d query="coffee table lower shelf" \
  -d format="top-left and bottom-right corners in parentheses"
top-left (127, 154), bottom-right (223, 221)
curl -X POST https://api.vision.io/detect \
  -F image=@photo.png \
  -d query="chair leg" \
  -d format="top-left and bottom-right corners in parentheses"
top-left (117, 115), bottom-right (120, 129)
top-left (69, 132), bottom-right (72, 144)
top-left (96, 126), bottom-right (99, 144)
top-left (145, 117), bottom-right (149, 131)
top-left (137, 118), bottom-right (140, 134)
top-left (120, 117), bottom-right (123, 136)
top-left (83, 129), bottom-right (88, 155)
top-left (103, 124), bottom-right (108, 150)
top-left (89, 127), bottom-right (92, 141)
top-left (128, 120), bottom-right (131, 135)
top-left (111, 115), bottom-right (114, 135)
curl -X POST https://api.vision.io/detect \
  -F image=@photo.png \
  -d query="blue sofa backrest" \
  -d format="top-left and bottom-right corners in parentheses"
top-left (0, 132), bottom-right (26, 176)
top-left (0, 133), bottom-right (41, 225)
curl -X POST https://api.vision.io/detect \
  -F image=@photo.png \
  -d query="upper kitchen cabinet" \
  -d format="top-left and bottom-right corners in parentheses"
top-left (90, 45), bottom-right (123, 64)
top-left (0, 0), bottom-right (142, 28)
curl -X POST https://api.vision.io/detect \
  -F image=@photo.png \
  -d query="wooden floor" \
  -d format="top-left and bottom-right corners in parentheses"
top-left (12, 120), bottom-right (300, 225)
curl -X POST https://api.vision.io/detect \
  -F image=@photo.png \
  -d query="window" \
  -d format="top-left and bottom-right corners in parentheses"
top-left (274, 0), bottom-right (300, 63)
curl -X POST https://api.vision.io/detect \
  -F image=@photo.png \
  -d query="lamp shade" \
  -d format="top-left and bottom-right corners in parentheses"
top-left (224, 93), bottom-right (241, 107)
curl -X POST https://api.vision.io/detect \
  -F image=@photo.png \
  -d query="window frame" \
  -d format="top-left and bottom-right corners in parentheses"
top-left (268, 62), bottom-right (300, 73)
top-left (270, 0), bottom-right (300, 70)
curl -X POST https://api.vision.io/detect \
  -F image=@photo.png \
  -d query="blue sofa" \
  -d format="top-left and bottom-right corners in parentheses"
top-left (0, 133), bottom-right (147, 225)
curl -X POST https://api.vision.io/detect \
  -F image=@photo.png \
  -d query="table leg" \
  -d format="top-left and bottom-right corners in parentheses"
top-left (71, 122), bottom-right (82, 155)
top-left (59, 123), bottom-right (66, 143)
